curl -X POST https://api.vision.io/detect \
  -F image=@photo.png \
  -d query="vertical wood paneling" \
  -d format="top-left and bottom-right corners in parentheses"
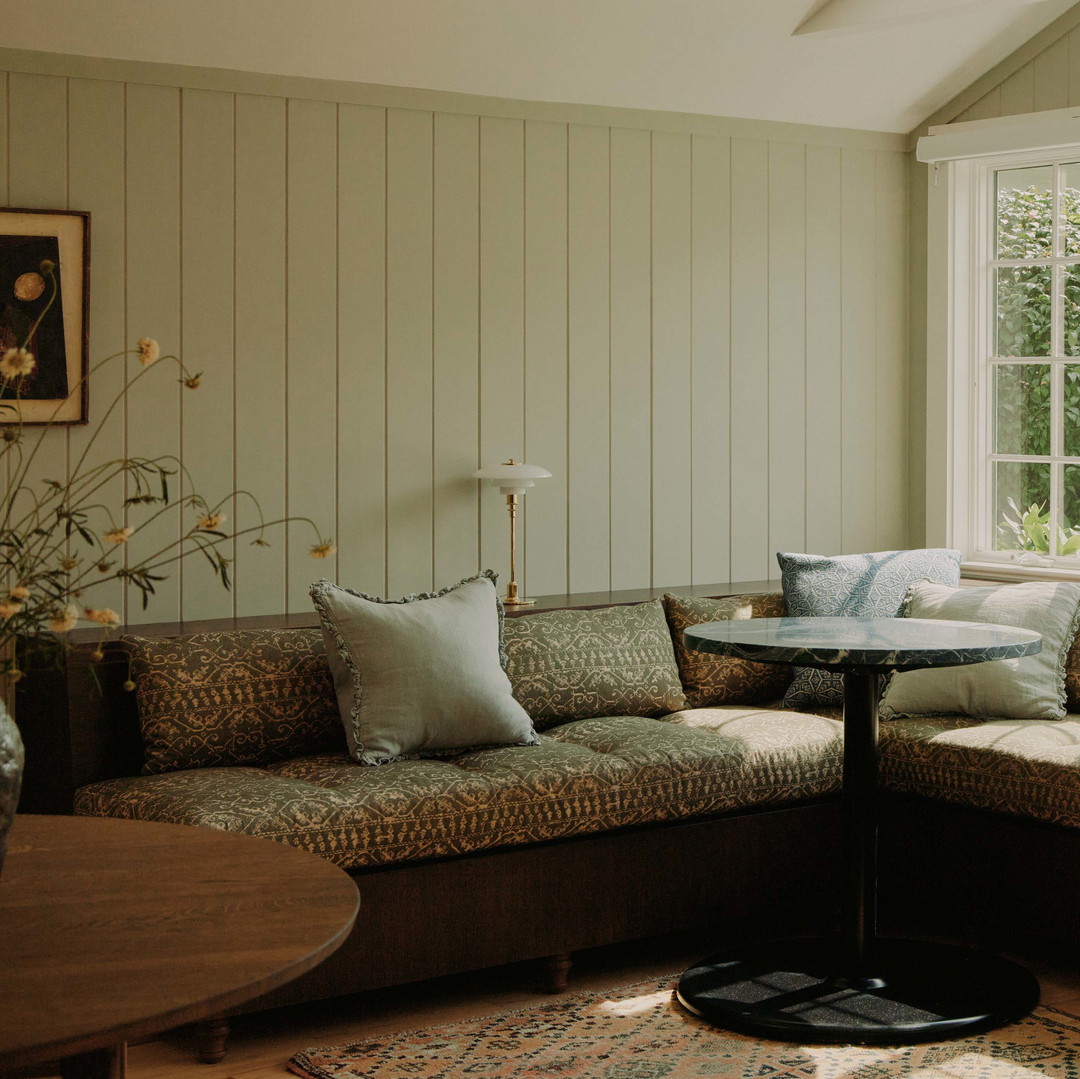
top-left (567, 124), bottom-right (610, 592)
top-left (337, 103), bottom-right (386, 594)
top-left (729, 139), bottom-right (769, 581)
top-left (804, 145), bottom-right (843, 555)
top-left (609, 127), bottom-right (652, 590)
top-left (286, 99), bottom-right (338, 608)
top-left (965, 88), bottom-right (1002, 121)
top-left (385, 107), bottom-right (433, 598)
top-left (1070, 25), bottom-right (1080, 106)
top-left (67, 78), bottom-right (126, 618)
top-left (479, 117), bottom-right (524, 587)
top-left (7, 74), bottom-right (70, 601)
top-left (651, 132), bottom-right (692, 586)
top-left (767, 141), bottom-right (806, 558)
top-left (235, 94), bottom-right (286, 615)
top-left (0, 61), bottom-right (917, 619)
top-left (690, 134), bottom-right (730, 584)
top-left (523, 120), bottom-right (568, 596)
top-left (1033, 36), bottom-right (1069, 113)
top-left (999, 63), bottom-right (1036, 115)
top-left (433, 112), bottom-right (479, 586)
top-left (840, 148), bottom-right (877, 554)
top-left (180, 89), bottom-right (234, 621)
top-left (125, 82), bottom-right (182, 620)
top-left (876, 151), bottom-right (908, 550)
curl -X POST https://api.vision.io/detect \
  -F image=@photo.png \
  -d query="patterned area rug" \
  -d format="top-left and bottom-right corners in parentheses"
top-left (289, 973), bottom-right (1080, 1078)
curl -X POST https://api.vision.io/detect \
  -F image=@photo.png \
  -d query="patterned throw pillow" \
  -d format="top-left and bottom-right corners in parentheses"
top-left (502, 599), bottom-right (687, 729)
top-left (778, 548), bottom-right (962, 709)
top-left (311, 571), bottom-right (538, 765)
top-left (662, 593), bottom-right (792, 708)
top-left (127, 627), bottom-right (345, 774)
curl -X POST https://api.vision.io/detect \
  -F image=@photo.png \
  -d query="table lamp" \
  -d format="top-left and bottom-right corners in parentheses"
top-left (474, 459), bottom-right (552, 606)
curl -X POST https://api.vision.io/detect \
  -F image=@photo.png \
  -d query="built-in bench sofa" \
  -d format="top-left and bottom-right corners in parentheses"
top-left (16, 586), bottom-right (1080, 1061)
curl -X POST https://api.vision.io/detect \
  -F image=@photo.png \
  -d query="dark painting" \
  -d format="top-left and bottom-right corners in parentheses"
top-left (0, 234), bottom-right (67, 400)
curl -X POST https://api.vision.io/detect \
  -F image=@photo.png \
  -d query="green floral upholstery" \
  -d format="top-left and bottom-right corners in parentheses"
top-left (663, 593), bottom-right (792, 708)
top-left (125, 628), bottom-right (345, 774)
top-left (502, 600), bottom-right (686, 728)
top-left (880, 715), bottom-right (1080, 828)
top-left (74, 709), bottom-right (842, 869)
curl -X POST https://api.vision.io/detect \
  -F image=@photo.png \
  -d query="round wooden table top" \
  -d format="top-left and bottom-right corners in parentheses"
top-left (0, 815), bottom-right (359, 1072)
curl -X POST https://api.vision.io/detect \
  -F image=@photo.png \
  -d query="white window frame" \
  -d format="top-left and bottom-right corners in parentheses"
top-left (919, 110), bottom-right (1080, 581)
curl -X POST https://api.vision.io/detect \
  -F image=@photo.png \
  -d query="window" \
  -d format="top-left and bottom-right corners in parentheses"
top-left (985, 158), bottom-right (1080, 564)
top-left (920, 125), bottom-right (1080, 576)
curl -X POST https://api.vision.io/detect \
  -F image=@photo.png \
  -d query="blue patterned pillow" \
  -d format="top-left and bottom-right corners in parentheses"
top-left (778, 549), bottom-right (962, 709)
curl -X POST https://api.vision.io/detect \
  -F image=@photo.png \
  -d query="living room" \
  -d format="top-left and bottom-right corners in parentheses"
top-left (7, 1), bottom-right (1080, 1076)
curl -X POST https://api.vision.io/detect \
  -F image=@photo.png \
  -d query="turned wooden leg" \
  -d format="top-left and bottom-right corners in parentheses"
top-left (195, 1017), bottom-right (231, 1064)
top-left (543, 952), bottom-right (572, 993)
top-left (61, 1043), bottom-right (126, 1079)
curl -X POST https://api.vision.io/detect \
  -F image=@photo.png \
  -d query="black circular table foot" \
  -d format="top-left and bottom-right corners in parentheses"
top-left (677, 938), bottom-right (1039, 1045)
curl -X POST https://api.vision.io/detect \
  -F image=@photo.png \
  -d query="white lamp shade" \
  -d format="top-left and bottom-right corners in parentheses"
top-left (474, 461), bottom-right (551, 496)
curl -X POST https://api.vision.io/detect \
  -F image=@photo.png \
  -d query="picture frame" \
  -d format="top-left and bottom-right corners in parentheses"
top-left (0, 207), bottom-right (90, 425)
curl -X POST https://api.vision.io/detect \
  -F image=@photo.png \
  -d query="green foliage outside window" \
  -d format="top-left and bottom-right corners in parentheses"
top-left (994, 183), bottom-right (1080, 552)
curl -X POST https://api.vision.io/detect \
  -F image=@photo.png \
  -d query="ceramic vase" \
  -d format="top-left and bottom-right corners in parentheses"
top-left (0, 698), bottom-right (23, 875)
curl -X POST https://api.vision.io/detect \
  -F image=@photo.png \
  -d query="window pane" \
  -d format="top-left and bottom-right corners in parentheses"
top-left (993, 461), bottom-right (1051, 553)
top-left (996, 265), bottom-right (1052, 357)
top-left (1064, 163), bottom-right (1080, 257)
top-left (1064, 465), bottom-right (1080, 556)
top-left (996, 165), bottom-right (1053, 260)
top-left (1066, 265), bottom-right (1080, 356)
top-left (994, 363), bottom-right (1050, 455)
top-left (1066, 366), bottom-right (1080, 456)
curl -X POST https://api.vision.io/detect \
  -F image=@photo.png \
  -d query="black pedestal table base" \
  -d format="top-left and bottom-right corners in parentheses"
top-left (677, 937), bottom-right (1039, 1045)
top-left (677, 617), bottom-right (1045, 1046)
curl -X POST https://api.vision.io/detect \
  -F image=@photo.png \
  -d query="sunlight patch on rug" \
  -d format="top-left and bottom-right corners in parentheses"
top-left (288, 973), bottom-right (1080, 1079)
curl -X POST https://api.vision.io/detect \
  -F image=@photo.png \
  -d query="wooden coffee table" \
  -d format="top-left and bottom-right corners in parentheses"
top-left (0, 815), bottom-right (359, 1078)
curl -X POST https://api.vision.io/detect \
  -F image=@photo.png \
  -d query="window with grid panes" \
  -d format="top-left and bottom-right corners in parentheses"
top-left (988, 160), bottom-right (1080, 562)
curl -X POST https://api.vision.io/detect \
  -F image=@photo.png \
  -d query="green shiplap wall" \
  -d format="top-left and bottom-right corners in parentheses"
top-left (0, 54), bottom-right (910, 623)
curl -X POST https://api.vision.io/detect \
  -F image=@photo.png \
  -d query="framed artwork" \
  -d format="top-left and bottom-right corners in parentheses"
top-left (0, 207), bottom-right (90, 425)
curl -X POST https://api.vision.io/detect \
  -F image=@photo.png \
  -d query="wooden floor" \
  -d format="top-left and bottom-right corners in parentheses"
top-left (125, 930), bottom-right (1080, 1079)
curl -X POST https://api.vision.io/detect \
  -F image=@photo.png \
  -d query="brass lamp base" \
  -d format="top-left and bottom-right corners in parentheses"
top-left (502, 595), bottom-right (536, 607)
top-left (502, 580), bottom-right (535, 606)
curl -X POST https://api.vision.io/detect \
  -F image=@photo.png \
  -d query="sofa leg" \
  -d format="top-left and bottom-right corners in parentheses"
top-left (543, 952), bottom-right (572, 993)
top-left (195, 1017), bottom-right (230, 1064)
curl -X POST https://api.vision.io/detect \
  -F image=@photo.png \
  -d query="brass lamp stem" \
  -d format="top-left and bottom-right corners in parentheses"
top-left (502, 492), bottom-right (534, 606)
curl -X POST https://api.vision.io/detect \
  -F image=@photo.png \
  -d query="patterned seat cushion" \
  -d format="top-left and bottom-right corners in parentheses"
top-left (125, 628), bottom-right (346, 774)
top-left (663, 593), bottom-right (792, 708)
top-left (74, 710), bottom-right (842, 869)
top-left (880, 714), bottom-right (1080, 828)
top-left (502, 600), bottom-right (686, 728)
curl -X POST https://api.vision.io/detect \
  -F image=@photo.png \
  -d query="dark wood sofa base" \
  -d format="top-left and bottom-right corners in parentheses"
top-left (188, 798), bottom-right (841, 1061)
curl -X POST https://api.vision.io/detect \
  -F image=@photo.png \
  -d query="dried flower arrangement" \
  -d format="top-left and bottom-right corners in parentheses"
top-left (0, 259), bottom-right (335, 684)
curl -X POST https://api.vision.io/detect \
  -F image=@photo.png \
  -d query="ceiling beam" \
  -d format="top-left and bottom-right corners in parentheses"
top-left (795, 0), bottom-right (1048, 36)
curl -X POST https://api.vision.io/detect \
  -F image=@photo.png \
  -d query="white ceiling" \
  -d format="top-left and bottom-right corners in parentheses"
top-left (0, 0), bottom-right (1077, 133)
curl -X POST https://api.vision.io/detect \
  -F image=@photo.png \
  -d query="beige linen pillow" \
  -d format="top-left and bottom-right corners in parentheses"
top-left (310, 571), bottom-right (539, 765)
top-left (879, 580), bottom-right (1080, 722)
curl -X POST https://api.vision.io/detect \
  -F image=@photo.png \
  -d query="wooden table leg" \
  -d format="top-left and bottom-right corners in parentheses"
top-left (60, 1043), bottom-right (126, 1079)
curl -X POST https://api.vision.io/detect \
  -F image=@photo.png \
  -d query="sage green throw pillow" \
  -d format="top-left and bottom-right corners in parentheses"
top-left (502, 599), bottom-right (686, 729)
top-left (880, 580), bottom-right (1080, 722)
top-left (310, 571), bottom-right (539, 765)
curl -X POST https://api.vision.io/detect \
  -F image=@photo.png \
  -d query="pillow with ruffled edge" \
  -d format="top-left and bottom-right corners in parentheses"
top-left (778, 548), bottom-right (962, 709)
top-left (880, 580), bottom-right (1080, 722)
top-left (310, 570), bottom-right (539, 765)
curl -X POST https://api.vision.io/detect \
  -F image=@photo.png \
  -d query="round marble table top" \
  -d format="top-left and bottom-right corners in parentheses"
top-left (683, 616), bottom-right (1042, 670)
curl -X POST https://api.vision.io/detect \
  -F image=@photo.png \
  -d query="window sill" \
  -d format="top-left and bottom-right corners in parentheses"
top-left (961, 560), bottom-right (1080, 584)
